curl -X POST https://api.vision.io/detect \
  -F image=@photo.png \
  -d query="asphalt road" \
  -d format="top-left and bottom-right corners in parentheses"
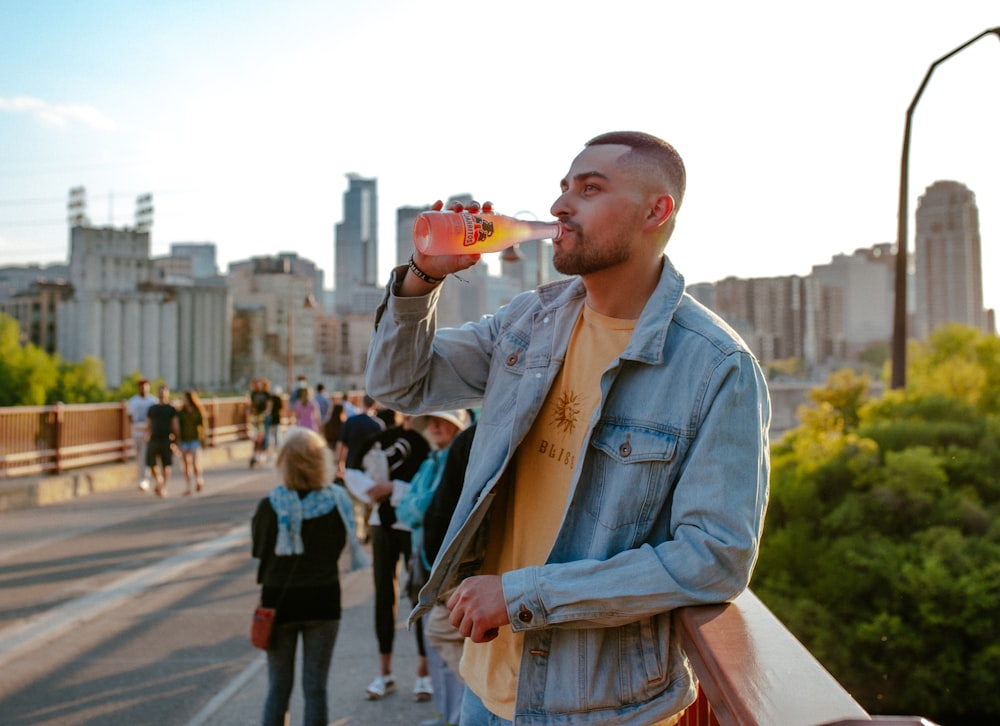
top-left (0, 460), bottom-right (437, 725)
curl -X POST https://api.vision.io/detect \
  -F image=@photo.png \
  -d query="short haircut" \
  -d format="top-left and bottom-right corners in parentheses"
top-left (277, 427), bottom-right (334, 492)
top-left (585, 131), bottom-right (686, 212)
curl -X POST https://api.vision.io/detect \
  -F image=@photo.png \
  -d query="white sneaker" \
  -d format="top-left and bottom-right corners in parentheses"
top-left (365, 674), bottom-right (395, 700)
top-left (414, 675), bottom-right (433, 702)
top-left (138, 479), bottom-right (151, 492)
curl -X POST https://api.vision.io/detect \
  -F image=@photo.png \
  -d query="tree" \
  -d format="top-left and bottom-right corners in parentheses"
top-left (51, 357), bottom-right (109, 404)
top-left (0, 314), bottom-right (58, 406)
top-left (753, 326), bottom-right (1000, 723)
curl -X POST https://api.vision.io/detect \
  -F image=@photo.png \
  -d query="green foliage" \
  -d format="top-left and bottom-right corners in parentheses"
top-left (0, 313), bottom-right (117, 405)
top-left (754, 326), bottom-right (1000, 723)
top-left (0, 314), bottom-right (58, 405)
top-left (51, 357), bottom-right (109, 404)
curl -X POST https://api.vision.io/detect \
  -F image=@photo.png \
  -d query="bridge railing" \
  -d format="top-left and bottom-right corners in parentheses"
top-left (0, 397), bottom-right (252, 479)
top-left (675, 589), bottom-right (934, 725)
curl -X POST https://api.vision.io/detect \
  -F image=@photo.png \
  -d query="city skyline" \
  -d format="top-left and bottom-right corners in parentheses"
top-left (1, 1), bottom-right (998, 313)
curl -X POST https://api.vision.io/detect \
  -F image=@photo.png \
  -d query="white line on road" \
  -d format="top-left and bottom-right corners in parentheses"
top-left (184, 653), bottom-right (266, 726)
top-left (0, 524), bottom-right (249, 668)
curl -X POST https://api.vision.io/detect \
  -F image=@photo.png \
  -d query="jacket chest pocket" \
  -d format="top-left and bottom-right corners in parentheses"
top-left (583, 423), bottom-right (682, 532)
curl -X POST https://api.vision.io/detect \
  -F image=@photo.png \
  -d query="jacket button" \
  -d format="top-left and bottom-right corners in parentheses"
top-left (518, 604), bottom-right (533, 623)
top-left (619, 442), bottom-right (632, 457)
top-left (507, 353), bottom-right (518, 366)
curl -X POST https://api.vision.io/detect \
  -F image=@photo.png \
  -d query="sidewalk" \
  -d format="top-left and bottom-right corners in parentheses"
top-left (197, 561), bottom-right (440, 726)
top-left (0, 441), bottom-right (255, 512)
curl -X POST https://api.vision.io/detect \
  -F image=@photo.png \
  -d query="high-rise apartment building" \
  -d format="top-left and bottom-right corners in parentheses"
top-left (914, 180), bottom-right (987, 339)
top-left (334, 174), bottom-right (378, 313)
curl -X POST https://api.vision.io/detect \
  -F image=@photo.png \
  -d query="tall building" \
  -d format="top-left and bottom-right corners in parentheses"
top-left (334, 174), bottom-right (378, 313)
top-left (914, 180), bottom-right (988, 339)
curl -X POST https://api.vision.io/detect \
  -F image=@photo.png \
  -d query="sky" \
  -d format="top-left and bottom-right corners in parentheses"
top-left (1, 0), bottom-right (998, 313)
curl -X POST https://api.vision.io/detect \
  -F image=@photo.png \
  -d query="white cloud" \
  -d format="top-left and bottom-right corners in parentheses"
top-left (0, 96), bottom-right (116, 131)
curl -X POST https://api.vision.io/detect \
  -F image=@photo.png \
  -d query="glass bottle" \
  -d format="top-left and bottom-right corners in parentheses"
top-left (414, 211), bottom-right (562, 256)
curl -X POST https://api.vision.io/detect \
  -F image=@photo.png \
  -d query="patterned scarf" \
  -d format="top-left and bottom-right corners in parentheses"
top-left (269, 484), bottom-right (339, 556)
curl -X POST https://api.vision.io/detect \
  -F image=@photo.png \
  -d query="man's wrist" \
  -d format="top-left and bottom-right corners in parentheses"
top-left (407, 254), bottom-right (445, 285)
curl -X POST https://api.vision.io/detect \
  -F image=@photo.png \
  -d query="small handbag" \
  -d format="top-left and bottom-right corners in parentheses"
top-left (250, 556), bottom-right (299, 650)
top-left (250, 606), bottom-right (276, 650)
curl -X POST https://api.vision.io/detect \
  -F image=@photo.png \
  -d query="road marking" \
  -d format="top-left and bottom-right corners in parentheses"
top-left (0, 524), bottom-right (248, 668)
top-left (184, 654), bottom-right (265, 726)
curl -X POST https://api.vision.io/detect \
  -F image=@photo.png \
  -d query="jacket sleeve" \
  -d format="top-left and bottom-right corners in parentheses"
top-left (365, 266), bottom-right (500, 414)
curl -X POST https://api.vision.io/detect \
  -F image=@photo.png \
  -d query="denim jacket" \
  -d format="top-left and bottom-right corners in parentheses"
top-left (366, 256), bottom-right (770, 725)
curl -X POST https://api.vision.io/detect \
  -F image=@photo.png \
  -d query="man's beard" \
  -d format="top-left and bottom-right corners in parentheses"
top-left (552, 226), bottom-right (632, 276)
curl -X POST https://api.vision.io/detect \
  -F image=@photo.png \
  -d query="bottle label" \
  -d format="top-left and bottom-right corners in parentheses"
top-left (462, 214), bottom-right (496, 247)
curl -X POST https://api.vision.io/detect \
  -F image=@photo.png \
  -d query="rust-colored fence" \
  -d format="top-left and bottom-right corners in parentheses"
top-left (0, 397), bottom-right (252, 479)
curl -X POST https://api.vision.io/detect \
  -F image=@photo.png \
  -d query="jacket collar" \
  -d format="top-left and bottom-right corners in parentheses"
top-left (537, 255), bottom-right (686, 366)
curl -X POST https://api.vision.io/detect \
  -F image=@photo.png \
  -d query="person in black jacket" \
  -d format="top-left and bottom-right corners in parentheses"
top-left (252, 426), bottom-right (352, 726)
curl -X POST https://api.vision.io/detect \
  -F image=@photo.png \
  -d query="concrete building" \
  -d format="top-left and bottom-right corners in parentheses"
top-left (914, 180), bottom-right (989, 339)
top-left (810, 243), bottom-right (894, 364)
top-left (228, 255), bottom-right (319, 392)
top-left (57, 225), bottom-right (231, 390)
top-left (712, 275), bottom-right (811, 364)
top-left (0, 279), bottom-right (72, 355)
top-left (0, 264), bottom-right (70, 302)
top-left (170, 243), bottom-right (219, 279)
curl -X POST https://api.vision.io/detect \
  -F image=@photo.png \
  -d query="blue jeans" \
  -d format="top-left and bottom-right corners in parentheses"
top-left (460, 686), bottom-right (513, 726)
top-left (263, 619), bottom-right (339, 726)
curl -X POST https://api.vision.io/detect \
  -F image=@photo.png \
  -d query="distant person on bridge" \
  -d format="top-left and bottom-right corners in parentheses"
top-left (145, 385), bottom-right (180, 498)
top-left (177, 390), bottom-right (207, 495)
top-left (126, 378), bottom-right (157, 492)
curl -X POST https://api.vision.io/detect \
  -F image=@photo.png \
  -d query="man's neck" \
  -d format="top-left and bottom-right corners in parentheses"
top-left (582, 255), bottom-right (664, 319)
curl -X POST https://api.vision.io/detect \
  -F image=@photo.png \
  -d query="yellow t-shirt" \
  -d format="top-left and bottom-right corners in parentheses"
top-left (462, 305), bottom-right (635, 720)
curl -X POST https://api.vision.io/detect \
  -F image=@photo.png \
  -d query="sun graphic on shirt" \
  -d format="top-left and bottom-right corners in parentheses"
top-left (552, 389), bottom-right (582, 434)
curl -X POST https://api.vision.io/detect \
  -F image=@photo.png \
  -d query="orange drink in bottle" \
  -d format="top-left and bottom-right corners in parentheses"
top-left (414, 211), bottom-right (562, 256)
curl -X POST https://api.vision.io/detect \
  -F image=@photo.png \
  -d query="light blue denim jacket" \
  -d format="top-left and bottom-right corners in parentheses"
top-left (366, 256), bottom-right (770, 725)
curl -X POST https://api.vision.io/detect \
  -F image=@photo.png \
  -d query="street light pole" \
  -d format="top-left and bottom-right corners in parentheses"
top-left (891, 27), bottom-right (1000, 389)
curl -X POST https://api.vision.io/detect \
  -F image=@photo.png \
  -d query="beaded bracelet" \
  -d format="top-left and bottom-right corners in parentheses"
top-left (408, 255), bottom-right (445, 285)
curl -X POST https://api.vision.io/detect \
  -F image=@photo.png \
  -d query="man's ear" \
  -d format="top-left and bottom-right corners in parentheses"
top-left (645, 194), bottom-right (675, 230)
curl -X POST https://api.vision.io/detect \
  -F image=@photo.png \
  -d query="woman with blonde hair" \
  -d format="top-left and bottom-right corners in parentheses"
top-left (178, 390), bottom-right (207, 495)
top-left (251, 427), bottom-right (365, 726)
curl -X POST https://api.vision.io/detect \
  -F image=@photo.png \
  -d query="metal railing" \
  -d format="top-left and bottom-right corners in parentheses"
top-left (0, 397), bottom-right (253, 479)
